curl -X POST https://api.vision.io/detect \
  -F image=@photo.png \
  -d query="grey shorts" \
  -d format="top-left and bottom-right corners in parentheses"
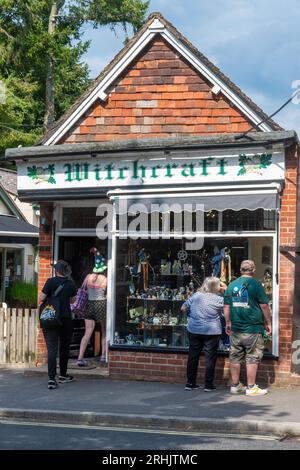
top-left (230, 332), bottom-right (264, 365)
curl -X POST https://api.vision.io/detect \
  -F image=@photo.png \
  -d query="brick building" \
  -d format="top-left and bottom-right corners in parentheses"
top-left (5, 13), bottom-right (300, 386)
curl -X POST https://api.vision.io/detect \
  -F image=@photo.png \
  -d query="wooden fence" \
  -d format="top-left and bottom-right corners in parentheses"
top-left (0, 308), bottom-right (38, 364)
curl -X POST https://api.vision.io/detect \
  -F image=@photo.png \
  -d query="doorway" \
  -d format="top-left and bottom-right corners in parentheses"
top-left (58, 236), bottom-right (107, 287)
top-left (58, 236), bottom-right (108, 359)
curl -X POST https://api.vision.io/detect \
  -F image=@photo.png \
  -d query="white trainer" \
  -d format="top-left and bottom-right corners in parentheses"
top-left (230, 382), bottom-right (247, 394)
top-left (246, 385), bottom-right (268, 397)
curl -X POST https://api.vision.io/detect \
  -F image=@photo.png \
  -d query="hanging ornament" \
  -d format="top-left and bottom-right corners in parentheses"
top-left (177, 250), bottom-right (188, 262)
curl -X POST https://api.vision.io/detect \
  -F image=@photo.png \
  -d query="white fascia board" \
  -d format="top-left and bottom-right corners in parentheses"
top-left (45, 21), bottom-right (272, 146)
top-left (161, 29), bottom-right (272, 132)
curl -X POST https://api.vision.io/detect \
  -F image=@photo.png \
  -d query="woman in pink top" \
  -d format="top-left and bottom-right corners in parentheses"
top-left (77, 251), bottom-right (107, 366)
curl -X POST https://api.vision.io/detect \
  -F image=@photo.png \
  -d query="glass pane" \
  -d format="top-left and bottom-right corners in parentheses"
top-left (113, 237), bottom-right (274, 351)
top-left (116, 209), bottom-right (275, 234)
top-left (62, 207), bottom-right (106, 229)
top-left (6, 250), bottom-right (23, 287)
top-left (222, 209), bottom-right (275, 232)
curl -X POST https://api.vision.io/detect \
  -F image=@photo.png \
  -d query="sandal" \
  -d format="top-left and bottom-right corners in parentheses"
top-left (77, 359), bottom-right (88, 367)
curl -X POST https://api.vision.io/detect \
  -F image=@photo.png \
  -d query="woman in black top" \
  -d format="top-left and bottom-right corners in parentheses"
top-left (39, 260), bottom-right (77, 389)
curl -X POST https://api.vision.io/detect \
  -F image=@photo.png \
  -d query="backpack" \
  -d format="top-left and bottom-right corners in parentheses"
top-left (39, 280), bottom-right (68, 329)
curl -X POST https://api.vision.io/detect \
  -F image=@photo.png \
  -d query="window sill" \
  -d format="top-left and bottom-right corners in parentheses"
top-left (109, 344), bottom-right (278, 360)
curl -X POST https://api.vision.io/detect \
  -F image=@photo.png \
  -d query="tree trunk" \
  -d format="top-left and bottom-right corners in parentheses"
top-left (44, 1), bottom-right (64, 133)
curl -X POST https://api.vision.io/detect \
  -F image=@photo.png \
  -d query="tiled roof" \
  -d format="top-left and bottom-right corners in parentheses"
top-left (39, 12), bottom-right (282, 145)
top-left (0, 168), bottom-right (17, 195)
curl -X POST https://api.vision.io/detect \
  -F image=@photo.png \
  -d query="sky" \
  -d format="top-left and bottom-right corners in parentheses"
top-left (81, 0), bottom-right (300, 134)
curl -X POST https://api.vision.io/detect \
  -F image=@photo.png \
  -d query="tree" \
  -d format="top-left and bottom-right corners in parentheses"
top-left (0, 0), bottom-right (150, 155)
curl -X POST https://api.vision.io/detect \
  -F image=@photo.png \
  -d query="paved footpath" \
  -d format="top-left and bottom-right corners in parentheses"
top-left (0, 368), bottom-right (300, 437)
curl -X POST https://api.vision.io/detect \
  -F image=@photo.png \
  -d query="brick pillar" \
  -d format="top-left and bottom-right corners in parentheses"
top-left (279, 145), bottom-right (297, 374)
top-left (37, 202), bottom-right (54, 365)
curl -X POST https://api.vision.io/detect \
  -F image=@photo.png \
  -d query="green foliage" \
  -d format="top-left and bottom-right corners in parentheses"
top-left (0, 0), bottom-right (150, 155)
top-left (6, 281), bottom-right (37, 308)
top-left (75, 0), bottom-right (150, 32)
top-left (0, 76), bottom-right (42, 156)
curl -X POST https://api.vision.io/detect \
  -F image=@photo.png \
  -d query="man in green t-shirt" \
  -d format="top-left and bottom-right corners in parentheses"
top-left (224, 260), bottom-right (272, 397)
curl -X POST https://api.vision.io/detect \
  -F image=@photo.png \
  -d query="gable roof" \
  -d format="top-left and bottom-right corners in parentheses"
top-left (41, 12), bottom-right (282, 146)
top-left (0, 183), bottom-right (23, 219)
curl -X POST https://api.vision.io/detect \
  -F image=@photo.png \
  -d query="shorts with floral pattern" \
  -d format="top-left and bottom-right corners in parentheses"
top-left (230, 332), bottom-right (264, 365)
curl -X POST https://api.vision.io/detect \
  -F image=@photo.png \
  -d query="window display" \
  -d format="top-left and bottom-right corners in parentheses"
top-left (114, 236), bottom-right (274, 353)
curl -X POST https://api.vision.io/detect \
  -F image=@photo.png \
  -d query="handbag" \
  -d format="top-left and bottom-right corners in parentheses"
top-left (71, 278), bottom-right (88, 319)
top-left (39, 280), bottom-right (68, 330)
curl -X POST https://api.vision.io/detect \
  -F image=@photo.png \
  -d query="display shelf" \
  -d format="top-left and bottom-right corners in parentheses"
top-left (127, 297), bottom-right (185, 302)
top-left (126, 322), bottom-right (187, 328)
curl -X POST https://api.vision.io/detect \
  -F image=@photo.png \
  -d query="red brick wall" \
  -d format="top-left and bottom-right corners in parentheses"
top-left (37, 203), bottom-right (53, 364)
top-left (61, 37), bottom-right (252, 144)
top-left (108, 351), bottom-right (300, 387)
top-left (277, 144), bottom-right (298, 376)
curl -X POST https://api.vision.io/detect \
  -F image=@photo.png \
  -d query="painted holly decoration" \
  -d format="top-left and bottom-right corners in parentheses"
top-left (27, 164), bottom-right (56, 184)
top-left (238, 153), bottom-right (272, 176)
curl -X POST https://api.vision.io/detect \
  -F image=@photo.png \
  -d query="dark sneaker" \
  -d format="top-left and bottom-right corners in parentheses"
top-left (58, 375), bottom-right (74, 384)
top-left (48, 379), bottom-right (58, 390)
top-left (204, 384), bottom-right (217, 392)
top-left (185, 383), bottom-right (200, 391)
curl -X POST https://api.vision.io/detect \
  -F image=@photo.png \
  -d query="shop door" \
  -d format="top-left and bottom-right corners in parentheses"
top-left (58, 236), bottom-right (108, 358)
top-left (58, 236), bottom-right (107, 287)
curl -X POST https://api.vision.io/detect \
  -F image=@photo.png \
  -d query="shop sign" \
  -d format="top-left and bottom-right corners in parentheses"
top-left (18, 151), bottom-right (285, 191)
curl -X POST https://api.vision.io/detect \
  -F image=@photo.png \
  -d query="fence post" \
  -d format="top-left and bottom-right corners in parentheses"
top-left (0, 308), bottom-right (5, 363)
top-left (29, 309), bottom-right (37, 364)
top-left (23, 309), bottom-right (30, 363)
top-left (5, 307), bottom-right (10, 363)
top-left (16, 309), bottom-right (23, 363)
top-left (10, 309), bottom-right (17, 363)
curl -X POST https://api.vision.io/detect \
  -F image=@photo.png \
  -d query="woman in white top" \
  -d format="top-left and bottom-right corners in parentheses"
top-left (77, 252), bottom-right (107, 366)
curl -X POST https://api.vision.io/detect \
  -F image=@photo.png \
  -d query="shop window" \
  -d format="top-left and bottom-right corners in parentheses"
top-left (116, 209), bottom-right (275, 234)
top-left (113, 237), bottom-right (274, 353)
top-left (222, 209), bottom-right (276, 232)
